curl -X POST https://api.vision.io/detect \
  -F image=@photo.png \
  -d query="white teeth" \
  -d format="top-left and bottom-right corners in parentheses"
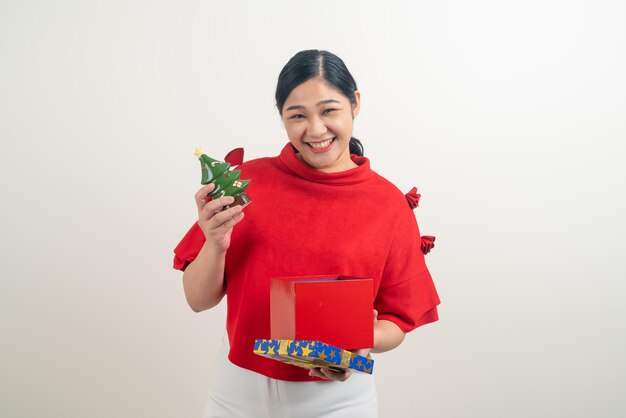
top-left (309, 139), bottom-right (333, 149)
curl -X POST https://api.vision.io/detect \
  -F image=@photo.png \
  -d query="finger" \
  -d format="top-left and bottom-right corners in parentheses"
top-left (220, 210), bottom-right (245, 230)
top-left (208, 204), bottom-right (243, 229)
top-left (319, 367), bottom-right (350, 381)
top-left (373, 309), bottom-right (378, 323)
top-left (194, 184), bottom-right (216, 209)
top-left (308, 368), bottom-right (329, 380)
top-left (200, 195), bottom-right (236, 219)
top-left (319, 367), bottom-right (352, 382)
top-left (195, 184), bottom-right (216, 202)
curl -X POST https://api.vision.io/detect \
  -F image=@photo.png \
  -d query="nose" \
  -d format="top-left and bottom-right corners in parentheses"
top-left (307, 115), bottom-right (327, 138)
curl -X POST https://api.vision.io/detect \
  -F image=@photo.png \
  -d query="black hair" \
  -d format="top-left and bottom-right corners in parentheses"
top-left (275, 49), bottom-right (364, 157)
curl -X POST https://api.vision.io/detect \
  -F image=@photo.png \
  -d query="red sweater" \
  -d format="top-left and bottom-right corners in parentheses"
top-left (173, 143), bottom-right (440, 381)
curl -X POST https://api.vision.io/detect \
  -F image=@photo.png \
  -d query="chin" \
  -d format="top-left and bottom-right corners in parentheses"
top-left (305, 153), bottom-right (347, 172)
top-left (304, 156), bottom-right (335, 170)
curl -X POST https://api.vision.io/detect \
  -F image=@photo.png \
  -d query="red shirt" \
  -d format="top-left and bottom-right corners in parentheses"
top-left (173, 143), bottom-right (440, 381)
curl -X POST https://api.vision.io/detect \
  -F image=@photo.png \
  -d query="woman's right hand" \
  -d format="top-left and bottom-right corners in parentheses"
top-left (195, 184), bottom-right (245, 253)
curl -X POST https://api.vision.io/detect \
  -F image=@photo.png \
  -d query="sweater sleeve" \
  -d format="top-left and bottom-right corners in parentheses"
top-left (374, 207), bottom-right (440, 333)
top-left (172, 222), bottom-right (207, 271)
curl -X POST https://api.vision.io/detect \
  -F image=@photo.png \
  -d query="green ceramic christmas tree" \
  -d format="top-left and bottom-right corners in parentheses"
top-left (195, 147), bottom-right (251, 208)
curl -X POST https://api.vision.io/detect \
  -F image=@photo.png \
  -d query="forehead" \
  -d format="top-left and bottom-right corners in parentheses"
top-left (283, 77), bottom-right (347, 106)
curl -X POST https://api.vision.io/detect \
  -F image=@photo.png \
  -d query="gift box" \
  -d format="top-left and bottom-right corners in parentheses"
top-left (270, 275), bottom-right (374, 350)
top-left (253, 339), bottom-right (374, 374)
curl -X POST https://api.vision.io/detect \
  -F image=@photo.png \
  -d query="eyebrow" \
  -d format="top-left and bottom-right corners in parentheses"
top-left (285, 99), bottom-right (341, 112)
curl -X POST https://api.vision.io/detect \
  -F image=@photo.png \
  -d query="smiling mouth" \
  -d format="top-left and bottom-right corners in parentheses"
top-left (307, 138), bottom-right (335, 150)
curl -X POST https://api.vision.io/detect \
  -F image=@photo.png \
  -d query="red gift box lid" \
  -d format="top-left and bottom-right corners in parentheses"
top-left (270, 275), bottom-right (374, 350)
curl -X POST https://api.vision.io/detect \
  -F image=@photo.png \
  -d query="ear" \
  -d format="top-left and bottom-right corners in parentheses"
top-left (352, 90), bottom-right (361, 119)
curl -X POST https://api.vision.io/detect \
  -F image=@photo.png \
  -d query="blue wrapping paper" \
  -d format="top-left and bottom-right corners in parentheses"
top-left (253, 339), bottom-right (374, 374)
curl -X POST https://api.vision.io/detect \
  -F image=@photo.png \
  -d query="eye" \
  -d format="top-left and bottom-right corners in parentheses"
top-left (322, 108), bottom-right (337, 115)
top-left (289, 114), bottom-right (305, 119)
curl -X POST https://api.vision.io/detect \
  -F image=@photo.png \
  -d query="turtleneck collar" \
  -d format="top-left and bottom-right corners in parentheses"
top-left (278, 143), bottom-right (374, 185)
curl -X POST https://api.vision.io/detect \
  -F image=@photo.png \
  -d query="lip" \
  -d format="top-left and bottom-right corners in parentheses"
top-left (306, 138), bottom-right (335, 153)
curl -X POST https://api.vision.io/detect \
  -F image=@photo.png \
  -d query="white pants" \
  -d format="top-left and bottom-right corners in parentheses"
top-left (203, 336), bottom-right (378, 418)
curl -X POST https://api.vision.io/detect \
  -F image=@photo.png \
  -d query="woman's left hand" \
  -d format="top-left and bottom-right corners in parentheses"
top-left (308, 310), bottom-right (377, 382)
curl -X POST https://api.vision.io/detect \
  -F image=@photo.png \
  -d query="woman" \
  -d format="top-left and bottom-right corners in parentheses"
top-left (173, 49), bottom-right (440, 418)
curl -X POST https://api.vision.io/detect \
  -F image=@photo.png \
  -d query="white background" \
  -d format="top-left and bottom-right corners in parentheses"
top-left (1, 1), bottom-right (625, 417)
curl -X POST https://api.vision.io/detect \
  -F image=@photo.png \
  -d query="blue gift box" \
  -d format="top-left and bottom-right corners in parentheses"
top-left (253, 339), bottom-right (374, 374)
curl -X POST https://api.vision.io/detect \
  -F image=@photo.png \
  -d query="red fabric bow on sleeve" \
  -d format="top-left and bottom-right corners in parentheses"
top-left (405, 187), bottom-right (421, 209)
top-left (421, 236), bottom-right (436, 255)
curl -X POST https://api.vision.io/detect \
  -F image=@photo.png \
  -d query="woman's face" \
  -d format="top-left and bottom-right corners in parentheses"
top-left (281, 77), bottom-right (360, 173)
